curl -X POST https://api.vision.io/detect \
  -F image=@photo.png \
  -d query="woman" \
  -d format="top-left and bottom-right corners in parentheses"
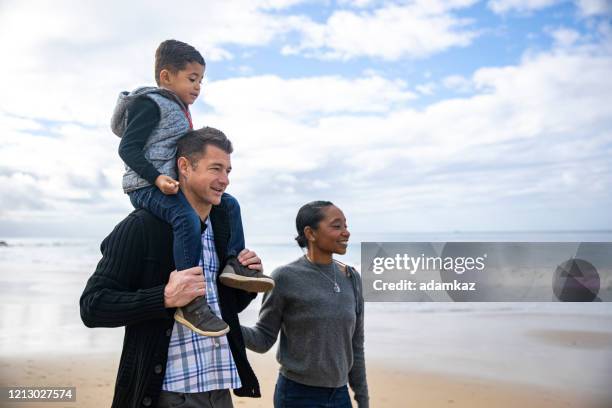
top-left (241, 201), bottom-right (368, 408)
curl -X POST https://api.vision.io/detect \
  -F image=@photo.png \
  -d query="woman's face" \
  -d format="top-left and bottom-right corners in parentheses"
top-left (311, 205), bottom-right (350, 255)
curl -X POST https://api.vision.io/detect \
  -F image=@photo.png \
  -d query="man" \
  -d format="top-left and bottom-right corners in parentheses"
top-left (80, 127), bottom-right (261, 408)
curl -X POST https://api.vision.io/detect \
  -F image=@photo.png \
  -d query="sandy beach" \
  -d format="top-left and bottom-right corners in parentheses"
top-left (2, 350), bottom-right (611, 408)
top-left (2, 239), bottom-right (612, 407)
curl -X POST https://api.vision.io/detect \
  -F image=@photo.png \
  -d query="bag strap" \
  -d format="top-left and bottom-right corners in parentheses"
top-left (334, 260), bottom-right (363, 316)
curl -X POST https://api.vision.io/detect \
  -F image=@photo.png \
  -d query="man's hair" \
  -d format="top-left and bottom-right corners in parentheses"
top-left (177, 127), bottom-right (233, 168)
top-left (154, 39), bottom-right (205, 85)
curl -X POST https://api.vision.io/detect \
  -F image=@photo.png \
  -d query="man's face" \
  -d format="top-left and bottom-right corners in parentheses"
top-left (181, 145), bottom-right (231, 206)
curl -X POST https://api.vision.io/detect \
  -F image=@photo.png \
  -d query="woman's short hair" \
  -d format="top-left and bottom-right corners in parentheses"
top-left (295, 200), bottom-right (334, 248)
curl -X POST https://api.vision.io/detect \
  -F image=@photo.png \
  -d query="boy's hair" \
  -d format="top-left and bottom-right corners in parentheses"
top-left (177, 127), bottom-right (233, 167)
top-left (154, 39), bottom-right (205, 85)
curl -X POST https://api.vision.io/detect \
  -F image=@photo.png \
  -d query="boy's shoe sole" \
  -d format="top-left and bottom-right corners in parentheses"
top-left (174, 308), bottom-right (230, 337)
top-left (219, 273), bottom-right (275, 293)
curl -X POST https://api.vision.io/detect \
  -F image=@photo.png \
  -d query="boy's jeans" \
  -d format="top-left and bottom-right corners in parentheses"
top-left (129, 186), bottom-right (245, 271)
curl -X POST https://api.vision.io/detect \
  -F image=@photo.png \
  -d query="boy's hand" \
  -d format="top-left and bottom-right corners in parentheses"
top-left (155, 175), bottom-right (179, 195)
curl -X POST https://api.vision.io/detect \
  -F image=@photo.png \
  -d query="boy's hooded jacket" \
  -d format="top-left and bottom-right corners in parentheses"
top-left (111, 87), bottom-right (191, 193)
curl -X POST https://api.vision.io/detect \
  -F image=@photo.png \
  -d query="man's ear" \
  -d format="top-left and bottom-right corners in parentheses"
top-left (177, 156), bottom-right (190, 178)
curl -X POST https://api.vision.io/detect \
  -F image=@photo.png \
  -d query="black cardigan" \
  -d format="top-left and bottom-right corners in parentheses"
top-left (80, 207), bottom-right (260, 408)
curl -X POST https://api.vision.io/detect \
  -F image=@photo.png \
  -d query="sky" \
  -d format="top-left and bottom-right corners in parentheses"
top-left (0, 0), bottom-right (611, 240)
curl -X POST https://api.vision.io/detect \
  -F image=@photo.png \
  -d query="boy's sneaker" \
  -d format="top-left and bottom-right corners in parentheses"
top-left (174, 296), bottom-right (229, 337)
top-left (219, 256), bottom-right (275, 293)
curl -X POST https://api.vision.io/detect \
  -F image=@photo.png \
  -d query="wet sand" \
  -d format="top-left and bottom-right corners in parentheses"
top-left (2, 351), bottom-right (610, 408)
top-left (2, 239), bottom-right (612, 406)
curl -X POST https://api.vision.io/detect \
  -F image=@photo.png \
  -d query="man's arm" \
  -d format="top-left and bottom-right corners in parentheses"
top-left (80, 214), bottom-right (172, 328)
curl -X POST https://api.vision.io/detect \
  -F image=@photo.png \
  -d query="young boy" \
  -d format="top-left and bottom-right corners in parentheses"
top-left (111, 39), bottom-right (274, 337)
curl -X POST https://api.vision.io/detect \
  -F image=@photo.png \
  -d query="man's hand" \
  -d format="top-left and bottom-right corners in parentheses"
top-left (237, 248), bottom-right (263, 272)
top-left (155, 175), bottom-right (179, 195)
top-left (164, 266), bottom-right (206, 308)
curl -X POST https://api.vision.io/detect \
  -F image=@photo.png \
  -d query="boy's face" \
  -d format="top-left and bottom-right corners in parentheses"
top-left (160, 62), bottom-right (205, 106)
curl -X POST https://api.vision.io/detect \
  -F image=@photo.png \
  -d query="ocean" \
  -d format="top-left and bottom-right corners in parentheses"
top-left (1, 231), bottom-right (611, 397)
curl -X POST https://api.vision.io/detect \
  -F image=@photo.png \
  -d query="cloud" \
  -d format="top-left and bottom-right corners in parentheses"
top-left (282, 1), bottom-right (480, 60)
top-left (258, 0), bottom-right (308, 9)
top-left (548, 27), bottom-right (582, 47)
top-left (415, 82), bottom-right (438, 95)
top-left (3, 33), bottom-right (611, 233)
top-left (442, 75), bottom-right (474, 93)
top-left (0, 113), bottom-right (127, 220)
top-left (203, 74), bottom-right (416, 118)
top-left (1, 0), bottom-right (611, 236)
top-left (0, 0), bottom-right (297, 125)
top-left (488, 0), bottom-right (612, 15)
top-left (576, 0), bottom-right (612, 16)
top-left (198, 36), bottom-right (612, 232)
top-left (488, 0), bottom-right (561, 14)
top-left (337, 0), bottom-right (379, 7)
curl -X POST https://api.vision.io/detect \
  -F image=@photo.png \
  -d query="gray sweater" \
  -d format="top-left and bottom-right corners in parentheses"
top-left (241, 256), bottom-right (368, 407)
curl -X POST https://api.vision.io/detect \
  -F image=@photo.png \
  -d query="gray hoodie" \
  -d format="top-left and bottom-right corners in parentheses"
top-left (111, 87), bottom-right (191, 193)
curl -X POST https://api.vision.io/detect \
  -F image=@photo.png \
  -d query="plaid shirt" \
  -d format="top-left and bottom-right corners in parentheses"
top-left (162, 217), bottom-right (241, 392)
